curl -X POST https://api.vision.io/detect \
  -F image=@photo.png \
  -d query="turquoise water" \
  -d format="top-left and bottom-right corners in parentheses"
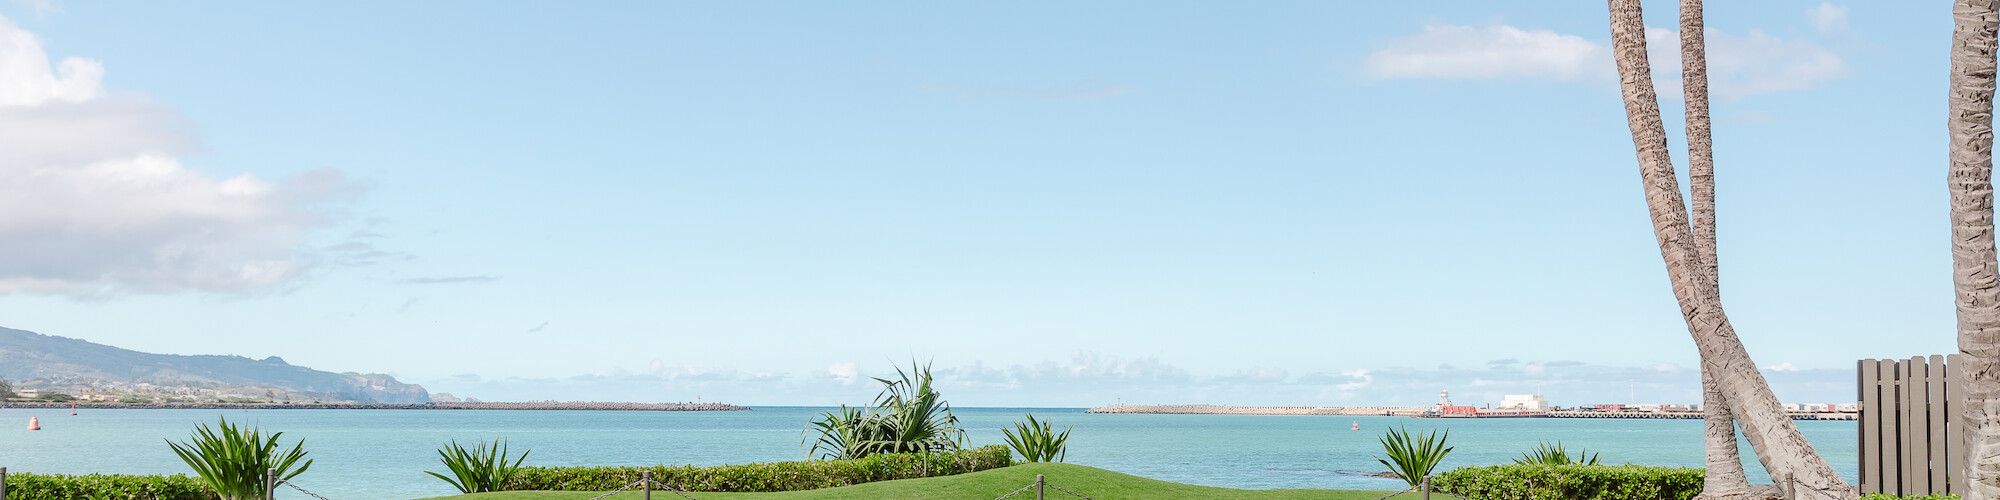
top-left (0, 408), bottom-right (1857, 499)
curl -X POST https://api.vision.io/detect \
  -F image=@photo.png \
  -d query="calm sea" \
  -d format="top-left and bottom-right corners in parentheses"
top-left (0, 407), bottom-right (1857, 499)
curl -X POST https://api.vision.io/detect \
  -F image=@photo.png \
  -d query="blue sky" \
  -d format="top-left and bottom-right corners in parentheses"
top-left (0, 0), bottom-right (1950, 407)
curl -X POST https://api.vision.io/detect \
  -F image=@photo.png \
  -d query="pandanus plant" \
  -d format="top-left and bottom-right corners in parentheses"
top-left (806, 361), bottom-right (965, 460)
top-left (1513, 441), bottom-right (1601, 465)
top-left (1002, 413), bottom-right (1072, 463)
top-left (425, 439), bottom-right (531, 493)
top-left (165, 417), bottom-right (312, 500)
top-left (1374, 425), bottom-right (1451, 491)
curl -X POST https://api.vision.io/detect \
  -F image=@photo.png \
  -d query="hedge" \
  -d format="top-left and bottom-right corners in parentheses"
top-left (505, 445), bottom-right (1014, 492)
top-left (0, 472), bottom-right (216, 500)
top-left (1432, 464), bottom-right (1704, 500)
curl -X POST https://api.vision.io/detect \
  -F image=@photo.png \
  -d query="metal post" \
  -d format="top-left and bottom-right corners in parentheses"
top-left (266, 467), bottom-right (276, 500)
top-left (1037, 474), bottom-right (1045, 500)
top-left (1422, 474), bottom-right (1431, 500)
top-left (643, 471), bottom-right (652, 500)
top-left (1785, 472), bottom-right (1796, 500)
top-left (2, 466), bottom-right (9, 500)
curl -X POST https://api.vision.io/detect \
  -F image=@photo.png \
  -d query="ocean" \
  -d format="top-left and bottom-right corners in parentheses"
top-left (0, 407), bottom-right (1858, 499)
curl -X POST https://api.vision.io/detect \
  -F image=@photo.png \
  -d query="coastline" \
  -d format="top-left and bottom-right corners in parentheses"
top-left (1084, 404), bottom-right (1431, 416)
top-left (0, 401), bottom-right (750, 411)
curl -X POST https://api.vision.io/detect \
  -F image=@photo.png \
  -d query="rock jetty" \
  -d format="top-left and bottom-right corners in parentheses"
top-left (1085, 404), bottom-right (1429, 416)
top-left (0, 401), bottom-right (750, 411)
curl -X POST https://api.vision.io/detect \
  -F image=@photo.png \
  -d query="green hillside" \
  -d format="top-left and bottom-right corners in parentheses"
top-left (0, 326), bottom-right (429, 403)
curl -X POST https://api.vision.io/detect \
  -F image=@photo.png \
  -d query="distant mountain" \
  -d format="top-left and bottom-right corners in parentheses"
top-left (0, 326), bottom-right (429, 403)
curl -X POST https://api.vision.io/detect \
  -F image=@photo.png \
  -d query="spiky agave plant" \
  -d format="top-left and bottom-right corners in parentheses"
top-left (1002, 413), bottom-right (1072, 463)
top-left (1374, 425), bottom-right (1451, 491)
top-left (165, 417), bottom-right (312, 500)
top-left (425, 439), bottom-right (531, 493)
top-left (1513, 441), bottom-right (1601, 465)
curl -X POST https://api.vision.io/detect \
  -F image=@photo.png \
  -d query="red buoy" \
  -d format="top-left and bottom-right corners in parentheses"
top-left (27, 417), bottom-right (40, 430)
top-left (70, 404), bottom-right (77, 415)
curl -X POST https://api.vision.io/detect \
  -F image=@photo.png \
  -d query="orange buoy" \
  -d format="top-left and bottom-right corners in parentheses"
top-left (28, 417), bottom-right (40, 430)
top-left (70, 404), bottom-right (77, 415)
top-left (1350, 421), bottom-right (1360, 431)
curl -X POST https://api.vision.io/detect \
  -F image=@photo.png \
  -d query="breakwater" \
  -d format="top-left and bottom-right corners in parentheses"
top-left (0, 401), bottom-right (749, 411)
top-left (1084, 404), bottom-right (1431, 416)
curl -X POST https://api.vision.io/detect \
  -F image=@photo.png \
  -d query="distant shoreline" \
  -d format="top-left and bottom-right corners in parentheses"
top-left (0, 401), bottom-right (750, 411)
top-left (1085, 404), bottom-right (1431, 416)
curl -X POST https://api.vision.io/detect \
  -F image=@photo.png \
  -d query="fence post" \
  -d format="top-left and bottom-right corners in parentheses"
top-left (1422, 474), bottom-right (1432, 500)
top-left (3, 466), bottom-right (8, 500)
top-left (1786, 472), bottom-right (1796, 500)
top-left (643, 470), bottom-right (652, 500)
top-left (1037, 474), bottom-right (1045, 500)
top-left (266, 467), bottom-right (276, 500)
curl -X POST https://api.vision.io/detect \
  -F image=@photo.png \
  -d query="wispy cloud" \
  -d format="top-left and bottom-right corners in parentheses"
top-left (526, 322), bottom-right (548, 333)
top-left (1364, 16), bottom-right (1847, 101)
top-left (396, 275), bottom-right (501, 285)
top-left (1810, 3), bottom-right (1851, 37)
top-left (917, 80), bottom-right (1138, 102)
top-left (415, 352), bottom-right (1857, 407)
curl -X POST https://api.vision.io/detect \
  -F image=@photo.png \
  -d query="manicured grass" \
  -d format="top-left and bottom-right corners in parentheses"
top-left (419, 462), bottom-right (1450, 500)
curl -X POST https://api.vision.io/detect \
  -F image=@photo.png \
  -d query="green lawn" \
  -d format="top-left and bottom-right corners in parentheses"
top-left (419, 462), bottom-right (1453, 500)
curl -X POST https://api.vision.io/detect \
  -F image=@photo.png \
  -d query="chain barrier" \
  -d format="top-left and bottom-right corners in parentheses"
top-left (580, 479), bottom-right (645, 500)
top-left (988, 482), bottom-right (1040, 500)
top-left (1368, 489), bottom-right (1412, 500)
top-left (645, 479), bottom-right (705, 500)
top-left (283, 482), bottom-right (335, 500)
top-left (1044, 482), bottom-right (1098, 500)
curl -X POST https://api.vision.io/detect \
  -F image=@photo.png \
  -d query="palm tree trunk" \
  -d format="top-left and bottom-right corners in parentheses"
top-left (1949, 1), bottom-right (2000, 499)
top-left (1677, 1), bottom-right (1755, 497)
top-left (1607, 1), bottom-right (1852, 497)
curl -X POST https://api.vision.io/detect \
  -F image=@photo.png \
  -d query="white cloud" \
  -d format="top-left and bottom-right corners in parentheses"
top-left (826, 362), bottom-right (859, 385)
top-left (0, 16), bottom-right (97, 105)
top-left (1811, 3), bottom-right (1851, 37)
top-left (0, 14), bottom-right (358, 297)
top-left (1764, 362), bottom-right (1800, 372)
top-left (417, 355), bottom-right (1860, 407)
top-left (1365, 21), bottom-right (1845, 101)
top-left (1364, 25), bottom-right (1605, 80)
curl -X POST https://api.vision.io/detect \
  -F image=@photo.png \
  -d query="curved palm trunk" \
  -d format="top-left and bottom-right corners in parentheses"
top-left (1677, 1), bottom-right (1754, 497)
top-left (1949, 1), bottom-right (2000, 499)
top-left (1607, 1), bottom-right (1852, 497)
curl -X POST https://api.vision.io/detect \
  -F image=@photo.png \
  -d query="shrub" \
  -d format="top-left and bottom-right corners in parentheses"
top-left (426, 439), bottom-right (531, 493)
top-left (805, 361), bottom-right (964, 459)
top-left (1002, 413), bottom-right (1071, 463)
top-left (505, 444), bottom-right (1012, 492)
top-left (1, 472), bottom-right (216, 500)
top-left (1375, 425), bottom-right (1452, 490)
top-left (164, 417), bottom-right (312, 500)
top-left (1513, 441), bottom-right (1601, 465)
top-left (1432, 464), bottom-right (1703, 500)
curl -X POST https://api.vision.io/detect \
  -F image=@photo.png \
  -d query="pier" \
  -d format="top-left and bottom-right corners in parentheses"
top-left (1545, 410), bottom-right (1856, 421)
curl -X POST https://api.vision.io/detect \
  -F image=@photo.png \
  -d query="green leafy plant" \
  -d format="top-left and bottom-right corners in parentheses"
top-left (3, 472), bottom-right (216, 500)
top-left (165, 417), bottom-right (312, 500)
top-left (1002, 413), bottom-right (1072, 463)
top-left (506, 445), bottom-right (1011, 492)
top-left (1374, 425), bottom-right (1452, 490)
top-left (805, 361), bottom-right (965, 460)
top-left (425, 438), bottom-right (531, 493)
top-left (1433, 464), bottom-right (1702, 500)
top-left (1513, 441), bottom-right (1601, 465)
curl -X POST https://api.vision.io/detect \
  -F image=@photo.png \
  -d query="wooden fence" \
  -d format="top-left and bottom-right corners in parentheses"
top-left (1858, 355), bottom-right (1965, 496)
